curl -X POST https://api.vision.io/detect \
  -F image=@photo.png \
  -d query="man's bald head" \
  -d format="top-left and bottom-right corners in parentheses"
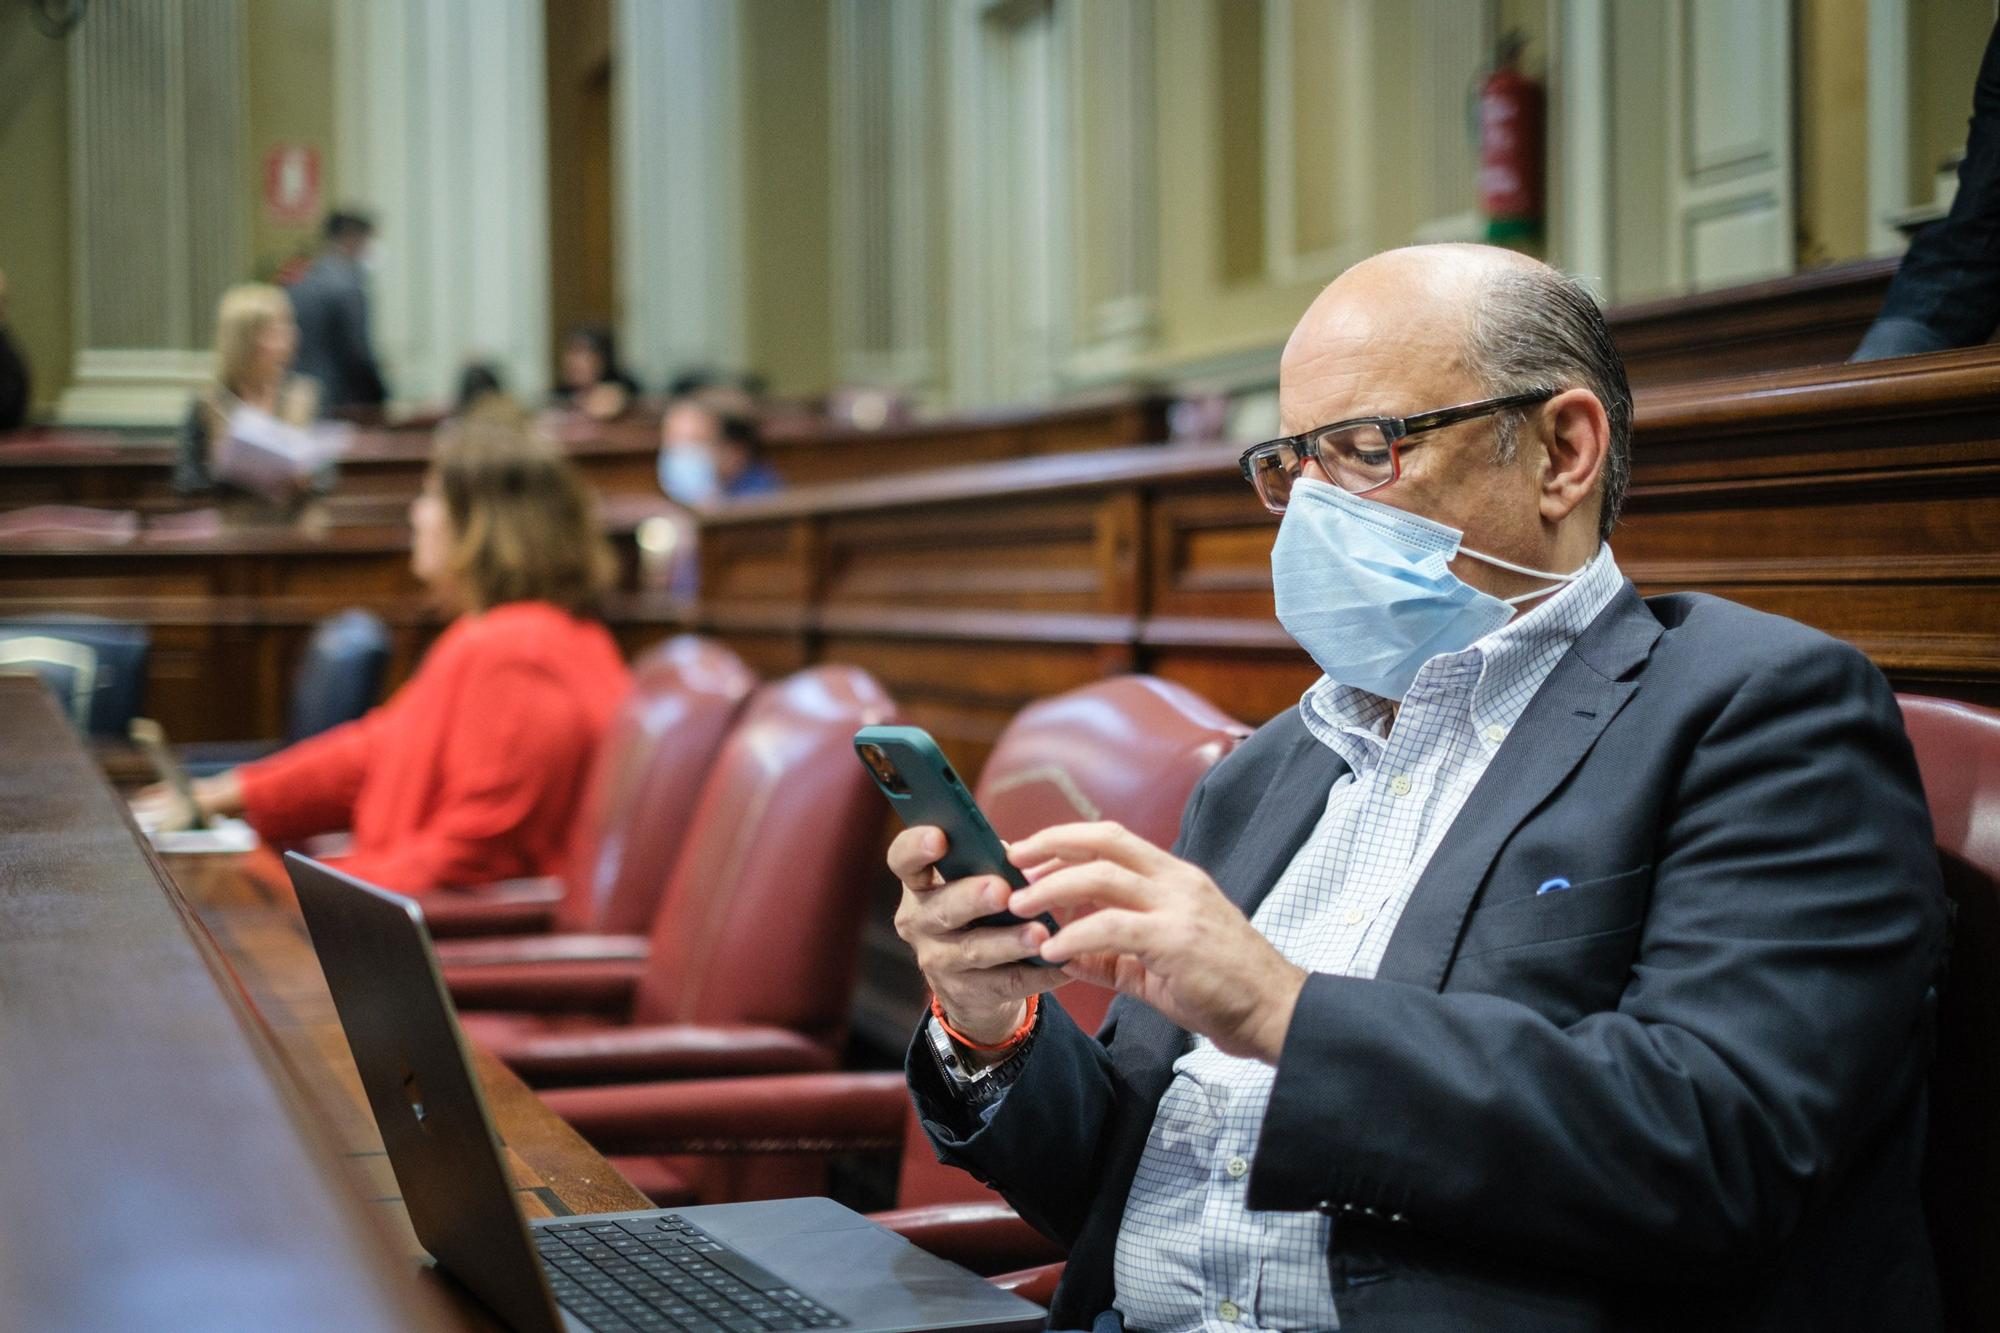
top-left (1279, 243), bottom-right (1632, 543)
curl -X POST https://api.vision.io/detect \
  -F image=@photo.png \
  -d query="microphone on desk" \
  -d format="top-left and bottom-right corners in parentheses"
top-left (129, 717), bottom-right (209, 831)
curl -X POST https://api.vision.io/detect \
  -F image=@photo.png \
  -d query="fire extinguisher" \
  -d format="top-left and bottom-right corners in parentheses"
top-left (1478, 32), bottom-right (1544, 243)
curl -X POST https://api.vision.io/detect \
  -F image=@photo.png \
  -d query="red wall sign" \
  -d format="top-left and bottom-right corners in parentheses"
top-left (263, 144), bottom-right (322, 226)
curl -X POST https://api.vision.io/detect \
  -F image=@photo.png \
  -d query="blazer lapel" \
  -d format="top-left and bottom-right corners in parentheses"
top-left (1374, 584), bottom-right (1664, 992)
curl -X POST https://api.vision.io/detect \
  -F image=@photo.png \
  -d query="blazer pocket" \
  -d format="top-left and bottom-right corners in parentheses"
top-left (1455, 864), bottom-right (1652, 959)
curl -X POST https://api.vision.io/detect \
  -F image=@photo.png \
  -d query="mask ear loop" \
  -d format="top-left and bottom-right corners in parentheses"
top-left (1460, 546), bottom-right (1590, 605)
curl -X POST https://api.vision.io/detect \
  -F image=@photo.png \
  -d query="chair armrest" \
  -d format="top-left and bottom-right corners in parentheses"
top-left (435, 933), bottom-right (649, 967)
top-left (494, 1023), bottom-right (842, 1087)
top-left (442, 953), bottom-right (645, 1014)
top-left (539, 1071), bottom-right (909, 1155)
top-left (873, 1203), bottom-right (1067, 1275)
top-left (423, 876), bottom-right (566, 938)
top-left (989, 1263), bottom-right (1062, 1308)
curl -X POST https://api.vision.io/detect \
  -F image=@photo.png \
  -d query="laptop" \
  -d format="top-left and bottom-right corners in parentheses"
top-left (284, 853), bottom-right (1046, 1333)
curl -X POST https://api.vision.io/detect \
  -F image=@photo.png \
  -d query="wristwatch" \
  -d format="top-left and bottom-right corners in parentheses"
top-left (926, 1009), bottom-right (1041, 1109)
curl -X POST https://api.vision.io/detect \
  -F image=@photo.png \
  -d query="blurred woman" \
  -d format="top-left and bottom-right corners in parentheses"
top-left (175, 283), bottom-right (328, 515)
top-left (552, 323), bottom-right (641, 421)
top-left (137, 419), bottom-right (631, 892)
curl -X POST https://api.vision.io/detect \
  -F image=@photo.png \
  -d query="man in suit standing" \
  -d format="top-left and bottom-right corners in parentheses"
top-left (289, 210), bottom-right (389, 416)
top-left (894, 243), bottom-right (1946, 1331)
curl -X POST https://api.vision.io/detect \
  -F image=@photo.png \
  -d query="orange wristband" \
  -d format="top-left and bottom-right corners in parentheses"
top-left (931, 993), bottom-right (1039, 1054)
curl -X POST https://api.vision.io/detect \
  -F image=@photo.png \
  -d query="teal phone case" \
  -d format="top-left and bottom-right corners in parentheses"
top-left (853, 724), bottom-right (1058, 961)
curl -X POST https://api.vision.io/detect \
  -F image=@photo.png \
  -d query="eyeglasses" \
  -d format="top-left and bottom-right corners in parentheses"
top-left (1237, 390), bottom-right (1555, 514)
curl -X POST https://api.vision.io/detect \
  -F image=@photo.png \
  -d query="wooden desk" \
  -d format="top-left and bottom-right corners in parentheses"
top-left (0, 396), bottom-right (1165, 508)
top-left (0, 495), bottom-right (682, 742)
top-left (0, 678), bottom-right (454, 1329)
top-left (0, 418), bottom-right (665, 509)
top-left (164, 846), bottom-right (651, 1265)
top-left (0, 677), bottom-right (649, 1327)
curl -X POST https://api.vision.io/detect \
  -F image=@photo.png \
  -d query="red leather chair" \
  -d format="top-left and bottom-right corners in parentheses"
top-left (423, 636), bottom-right (757, 939)
top-left (442, 665), bottom-right (900, 1201)
top-left (1899, 695), bottom-right (2000, 1333)
top-left (538, 674), bottom-right (1249, 1276)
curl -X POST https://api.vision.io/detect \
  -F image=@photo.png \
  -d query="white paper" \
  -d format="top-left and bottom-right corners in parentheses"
top-left (212, 404), bottom-right (352, 503)
top-left (145, 816), bottom-right (260, 855)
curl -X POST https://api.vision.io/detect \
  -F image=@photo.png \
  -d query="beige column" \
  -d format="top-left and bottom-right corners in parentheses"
top-left (59, 0), bottom-right (247, 427)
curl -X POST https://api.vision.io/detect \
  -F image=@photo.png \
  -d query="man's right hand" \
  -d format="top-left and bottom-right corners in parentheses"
top-left (890, 825), bottom-right (1066, 1048)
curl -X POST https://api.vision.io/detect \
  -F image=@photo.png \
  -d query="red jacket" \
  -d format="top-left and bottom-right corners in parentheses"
top-left (238, 601), bottom-right (630, 892)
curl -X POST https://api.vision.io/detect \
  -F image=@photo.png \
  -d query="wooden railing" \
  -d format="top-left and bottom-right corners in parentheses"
top-left (1606, 255), bottom-right (1902, 388)
top-left (695, 343), bottom-right (2000, 770)
top-left (0, 395), bottom-right (1169, 507)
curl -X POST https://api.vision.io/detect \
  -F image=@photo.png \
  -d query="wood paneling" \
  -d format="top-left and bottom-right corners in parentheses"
top-left (0, 511), bottom-right (675, 742)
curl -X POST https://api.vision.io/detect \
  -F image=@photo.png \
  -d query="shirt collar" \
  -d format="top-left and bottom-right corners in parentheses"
top-left (1298, 543), bottom-right (1625, 758)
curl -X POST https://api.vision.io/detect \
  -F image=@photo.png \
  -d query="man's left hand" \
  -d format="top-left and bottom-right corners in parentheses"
top-left (1006, 822), bottom-right (1307, 1064)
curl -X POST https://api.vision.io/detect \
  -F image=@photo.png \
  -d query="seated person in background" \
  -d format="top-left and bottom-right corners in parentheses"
top-left (451, 359), bottom-right (529, 427)
top-left (551, 323), bottom-right (641, 422)
top-left (136, 419), bottom-right (631, 893)
top-left (176, 283), bottom-right (332, 521)
top-left (658, 395), bottom-right (781, 505)
top-left (0, 267), bottom-right (29, 431)
top-left (1856, 18), bottom-right (2000, 359)
top-left (895, 243), bottom-right (1946, 1331)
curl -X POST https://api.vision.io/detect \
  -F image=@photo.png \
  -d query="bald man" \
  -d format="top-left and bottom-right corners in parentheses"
top-left (893, 245), bottom-right (1945, 1331)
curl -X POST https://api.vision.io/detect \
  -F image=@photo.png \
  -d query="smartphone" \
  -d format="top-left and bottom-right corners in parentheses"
top-left (854, 724), bottom-right (1059, 961)
top-left (130, 716), bottom-right (209, 831)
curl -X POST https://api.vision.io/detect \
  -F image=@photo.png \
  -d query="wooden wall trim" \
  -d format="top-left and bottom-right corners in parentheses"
top-left (1635, 344), bottom-right (2000, 439)
top-left (1607, 256), bottom-right (1903, 389)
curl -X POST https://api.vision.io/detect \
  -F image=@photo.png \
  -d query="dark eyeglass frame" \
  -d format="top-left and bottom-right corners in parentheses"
top-left (1237, 389), bottom-right (1556, 512)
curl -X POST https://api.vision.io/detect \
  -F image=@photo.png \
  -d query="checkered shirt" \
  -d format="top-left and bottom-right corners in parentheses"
top-left (1110, 545), bottom-right (1625, 1332)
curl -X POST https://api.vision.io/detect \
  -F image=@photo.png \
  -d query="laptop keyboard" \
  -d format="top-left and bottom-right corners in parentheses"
top-left (535, 1217), bottom-right (849, 1332)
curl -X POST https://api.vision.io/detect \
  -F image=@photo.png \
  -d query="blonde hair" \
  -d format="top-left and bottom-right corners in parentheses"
top-left (429, 418), bottom-right (615, 618)
top-left (213, 283), bottom-right (292, 395)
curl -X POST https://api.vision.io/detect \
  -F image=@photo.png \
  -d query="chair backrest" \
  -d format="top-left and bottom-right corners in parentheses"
top-left (629, 665), bottom-right (898, 1040)
top-left (285, 610), bottom-right (392, 743)
top-left (555, 635), bottom-right (760, 934)
top-left (0, 616), bottom-right (150, 736)
top-left (1899, 694), bottom-right (2000, 1333)
top-left (895, 675), bottom-right (1251, 1209)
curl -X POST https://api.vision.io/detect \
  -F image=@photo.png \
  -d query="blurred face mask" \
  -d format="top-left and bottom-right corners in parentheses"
top-left (1270, 477), bottom-right (1583, 699)
top-left (659, 443), bottom-right (719, 505)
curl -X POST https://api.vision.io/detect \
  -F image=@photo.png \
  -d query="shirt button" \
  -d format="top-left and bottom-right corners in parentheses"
top-left (1389, 773), bottom-right (1413, 797)
top-left (1343, 907), bottom-right (1366, 926)
top-left (1218, 1300), bottom-right (1242, 1323)
top-left (1226, 1156), bottom-right (1249, 1179)
top-left (1484, 724), bottom-right (1507, 744)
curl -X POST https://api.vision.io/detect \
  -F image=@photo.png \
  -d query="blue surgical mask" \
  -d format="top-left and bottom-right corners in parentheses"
top-left (1270, 477), bottom-right (1584, 699)
top-left (659, 443), bottom-right (719, 505)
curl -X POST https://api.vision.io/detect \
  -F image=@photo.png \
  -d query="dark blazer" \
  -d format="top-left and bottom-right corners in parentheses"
top-left (289, 253), bottom-right (388, 411)
top-left (1857, 20), bottom-right (2000, 360)
top-left (911, 585), bottom-right (1947, 1331)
